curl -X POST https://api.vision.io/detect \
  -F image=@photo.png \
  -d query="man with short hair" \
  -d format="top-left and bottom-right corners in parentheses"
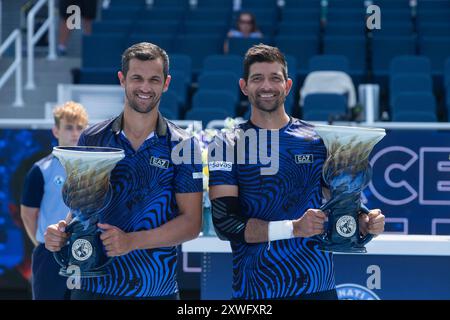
top-left (44, 42), bottom-right (203, 299)
top-left (208, 44), bottom-right (385, 300)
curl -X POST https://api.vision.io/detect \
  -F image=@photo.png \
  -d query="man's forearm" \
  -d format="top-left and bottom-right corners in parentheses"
top-left (244, 218), bottom-right (269, 243)
top-left (23, 218), bottom-right (38, 246)
top-left (128, 213), bottom-right (201, 250)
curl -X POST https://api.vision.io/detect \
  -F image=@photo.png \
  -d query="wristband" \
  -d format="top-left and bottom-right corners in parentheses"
top-left (268, 220), bottom-right (294, 241)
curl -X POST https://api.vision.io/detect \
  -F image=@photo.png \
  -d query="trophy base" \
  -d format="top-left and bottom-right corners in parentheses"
top-left (59, 267), bottom-right (110, 278)
top-left (318, 243), bottom-right (367, 254)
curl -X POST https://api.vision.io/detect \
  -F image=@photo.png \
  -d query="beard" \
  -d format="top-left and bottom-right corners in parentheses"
top-left (249, 91), bottom-right (286, 113)
top-left (125, 88), bottom-right (161, 114)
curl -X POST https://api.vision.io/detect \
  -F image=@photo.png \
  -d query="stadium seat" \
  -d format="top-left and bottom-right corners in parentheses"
top-left (308, 55), bottom-right (350, 73)
top-left (183, 21), bottom-right (228, 36)
top-left (167, 70), bottom-right (188, 105)
top-left (191, 90), bottom-right (238, 115)
top-left (160, 91), bottom-right (180, 118)
top-left (420, 38), bottom-right (450, 72)
top-left (185, 107), bottom-right (231, 124)
top-left (275, 36), bottom-right (319, 74)
top-left (392, 92), bottom-right (437, 113)
top-left (92, 21), bottom-right (133, 35)
top-left (277, 21), bottom-right (320, 37)
top-left (197, 72), bottom-right (240, 100)
top-left (392, 110), bottom-right (437, 122)
top-left (389, 56), bottom-right (432, 75)
top-left (203, 55), bottom-right (243, 77)
top-left (372, 36), bottom-right (416, 74)
top-left (302, 94), bottom-right (348, 120)
top-left (173, 35), bottom-right (223, 72)
top-left (133, 21), bottom-right (180, 36)
top-left (444, 57), bottom-right (450, 88)
top-left (228, 37), bottom-right (272, 57)
top-left (170, 54), bottom-right (192, 84)
top-left (323, 36), bottom-right (366, 74)
top-left (390, 74), bottom-right (433, 106)
top-left (126, 34), bottom-right (175, 52)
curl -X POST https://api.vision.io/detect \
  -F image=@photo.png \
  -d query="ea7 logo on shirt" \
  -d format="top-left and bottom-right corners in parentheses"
top-left (208, 161), bottom-right (232, 172)
top-left (295, 154), bottom-right (314, 164)
top-left (150, 156), bottom-right (169, 169)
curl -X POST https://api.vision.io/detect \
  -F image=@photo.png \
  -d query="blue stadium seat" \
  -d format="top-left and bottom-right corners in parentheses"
top-left (196, 0), bottom-right (232, 9)
top-left (228, 37), bottom-right (271, 57)
top-left (173, 35), bottom-right (223, 72)
top-left (160, 91), bottom-right (180, 118)
top-left (390, 74), bottom-right (433, 106)
top-left (392, 92), bottom-right (437, 113)
top-left (418, 10), bottom-right (450, 23)
top-left (92, 21), bottom-right (133, 35)
top-left (82, 34), bottom-right (126, 69)
top-left (445, 57), bottom-right (450, 88)
top-left (390, 56), bottom-right (431, 75)
top-left (372, 36), bottom-right (416, 74)
top-left (284, 0), bottom-right (319, 10)
top-left (197, 72), bottom-right (240, 100)
top-left (285, 54), bottom-right (298, 80)
top-left (139, 8), bottom-right (185, 21)
top-left (168, 70), bottom-right (188, 105)
top-left (108, 0), bottom-right (144, 9)
top-left (101, 8), bottom-right (139, 20)
top-left (241, 0), bottom-right (277, 10)
top-left (326, 9), bottom-right (365, 23)
top-left (185, 107), bottom-right (231, 124)
top-left (275, 36), bottom-right (319, 74)
top-left (183, 21), bottom-right (228, 36)
top-left (160, 109), bottom-right (177, 120)
top-left (151, 0), bottom-right (189, 9)
top-left (328, 0), bottom-right (365, 9)
top-left (185, 9), bottom-right (232, 21)
top-left (373, 0), bottom-right (411, 10)
top-left (170, 54), bottom-right (192, 84)
top-left (308, 55), bottom-right (350, 73)
top-left (324, 23), bottom-right (365, 36)
top-left (203, 54), bottom-right (243, 77)
top-left (191, 90), bottom-right (238, 115)
top-left (379, 9), bottom-right (413, 22)
top-left (392, 111), bottom-right (437, 122)
top-left (302, 94), bottom-right (348, 120)
top-left (418, 22), bottom-right (450, 37)
top-left (370, 22), bottom-right (414, 36)
top-left (420, 37), bottom-right (450, 72)
top-left (277, 21), bottom-right (320, 36)
top-left (281, 9), bottom-right (321, 23)
top-left (302, 110), bottom-right (337, 121)
top-left (126, 34), bottom-right (175, 52)
top-left (323, 36), bottom-right (366, 74)
top-left (133, 21), bottom-right (180, 36)
top-left (418, 0), bottom-right (450, 10)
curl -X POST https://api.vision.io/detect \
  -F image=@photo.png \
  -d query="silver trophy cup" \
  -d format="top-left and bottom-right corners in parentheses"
top-left (52, 146), bottom-right (124, 277)
top-left (314, 125), bottom-right (386, 253)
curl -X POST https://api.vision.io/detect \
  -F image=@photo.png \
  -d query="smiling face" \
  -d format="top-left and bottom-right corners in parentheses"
top-left (240, 61), bottom-right (292, 113)
top-left (118, 58), bottom-right (171, 114)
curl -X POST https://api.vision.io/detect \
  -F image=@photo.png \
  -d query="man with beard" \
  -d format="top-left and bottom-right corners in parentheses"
top-left (44, 42), bottom-right (203, 299)
top-left (208, 44), bottom-right (385, 300)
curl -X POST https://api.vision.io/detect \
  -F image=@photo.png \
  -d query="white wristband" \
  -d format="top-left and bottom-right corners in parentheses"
top-left (268, 220), bottom-right (294, 241)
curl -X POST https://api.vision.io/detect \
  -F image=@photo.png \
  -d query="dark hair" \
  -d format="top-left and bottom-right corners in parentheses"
top-left (237, 12), bottom-right (258, 33)
top-left (242, 44), bottom-right (288, 81)
top-left (121, 42), bottom-right (169, 79)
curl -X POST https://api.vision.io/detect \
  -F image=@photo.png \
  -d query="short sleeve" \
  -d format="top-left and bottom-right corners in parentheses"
top-left (21, 165), bottom-right (44, 208)
top-left (208, 132), bottom-right (238, 186)
top-left (174, 137), bottom-right (204, 193)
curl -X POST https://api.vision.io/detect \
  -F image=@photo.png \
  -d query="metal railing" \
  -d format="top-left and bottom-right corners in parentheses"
top-left (25, 0), bottom-right (56, 90)
top-left (0, 29), bottom-right (24, 107)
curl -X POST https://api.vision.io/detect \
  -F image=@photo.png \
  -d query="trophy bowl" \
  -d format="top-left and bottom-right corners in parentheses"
top-left (52, 146), bottom-right (124, 277)
top-left (313, 125), bottom-right (386, 253)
